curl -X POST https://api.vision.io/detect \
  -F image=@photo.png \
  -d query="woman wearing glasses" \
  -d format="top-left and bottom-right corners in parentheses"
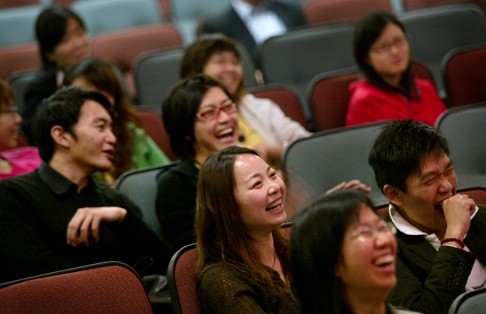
top-left (346, 11), bottom-right (446, 127)
top-left (157, 74), bottom-right (370, 251)
top-left (180, 35), bottom-right (311, 167)
top-left (0, 79), bottom-right (41, 179)
top-left (156, 74), bottom-right (241, 250)
top-left (289, 190), bottom-right (418, 314)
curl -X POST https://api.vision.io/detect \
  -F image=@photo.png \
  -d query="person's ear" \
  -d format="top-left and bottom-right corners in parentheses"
top-left (50, 125), bottom-right (72, 148)
top-left (383, 184), bottom-right (404, 207)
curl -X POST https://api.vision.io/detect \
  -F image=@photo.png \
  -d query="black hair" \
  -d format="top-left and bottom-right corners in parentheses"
top-left (35, 6), bottom-right (86, 68)
top-left (289, 190), bottom-right (375, 314)
top-left (162, 74), bottom-right (234, 160)
top-left (32, 86), bottom-right (112, 162)
top-left (353, 11), bottom-right (419, 100)
top-left (368, 119), bottom-right (450, 192)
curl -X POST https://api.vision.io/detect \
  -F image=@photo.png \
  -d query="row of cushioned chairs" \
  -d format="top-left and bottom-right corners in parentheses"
top-left (257, 4), bottom-right (486, 104)
top-left (3, 3), bottom-right (486, 102)
top-left (2, 237), bottom-right (486, 314)
top-left (9, 36), bottom-right (486, 148)
top-left (1, 0), bottom-right (485, 46)
top-left (132, 40), bottom-right (486, 135)
top-left (4, 3), bottom-right (486, 136)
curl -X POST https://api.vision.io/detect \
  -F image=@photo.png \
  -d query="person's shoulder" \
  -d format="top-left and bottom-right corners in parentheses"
top-left (414, 78), bottom-right (439, 93)
top-left (272, 0), bottom-right (301, 9)
top-left (349, 79), bottom-right (379, 99)
top-left (199, 262), bottom-right (244, 286)
top-left (241, 93), bottom-right (277, 109)
top-left (157, 160), bottom-right (196, 183)
top-left (0, 169), bottom-right (41, 195)
top-left (200, 5), bottom-right (235, 28)
top-left (26, 69), bottom-right (57, 94)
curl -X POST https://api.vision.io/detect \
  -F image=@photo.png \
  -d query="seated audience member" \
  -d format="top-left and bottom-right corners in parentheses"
top-left (157, 74), bottom-right (369, 251)
top-left (181, 35), bottom-right (311, 167)
top-left (290, 190), bottom-right (418, 314)
top-left (199, 0), bottom-right (307, 62)
top-left (63, 58), bottom-right (170, 184)
top-left (0, 80), bottom-right (41, 179)
top-left (0, 87), bottom-right (173, 283)
top-left (156, 75), bottom-right (240, 250)
top-left (196, 146), bottom-right (298, 313)
top-left (22, 6), bottom-right (91, 143)
top-left (346, 11), bottom-right (446, 127)
top-left (368, 120), bottom-right (485, 313)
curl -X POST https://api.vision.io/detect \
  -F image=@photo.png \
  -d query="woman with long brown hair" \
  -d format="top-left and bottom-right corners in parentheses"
top-left (195, 146), bottom-right (296, 313)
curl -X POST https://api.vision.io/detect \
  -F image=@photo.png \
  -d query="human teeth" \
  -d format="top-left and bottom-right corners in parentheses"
top-left (266, 200), bottom-right (281, 211)
top-left (216, 128), bottom-right (233, 138)
top-left (374, 255), bottom-right (394, 266)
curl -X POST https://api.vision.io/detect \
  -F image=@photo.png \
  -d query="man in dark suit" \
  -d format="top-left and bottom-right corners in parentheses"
top-left (369, 120), bottom-right (486, 314)
top-left (198, 0), bottom-right (307, 63)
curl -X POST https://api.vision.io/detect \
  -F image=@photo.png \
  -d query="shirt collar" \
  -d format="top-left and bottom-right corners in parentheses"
top-left (38, 163), bottom-right (94, 195)
top-left (232, 0), bottom-right (269, 19)
top-left (389, 203), bottom-right (479, 236)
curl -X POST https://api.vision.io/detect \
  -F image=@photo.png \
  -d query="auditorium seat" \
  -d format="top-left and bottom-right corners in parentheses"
top-left (258, 22), bottom-right (356, 121)
top-left (303, 0), bottom-right (392, 26)
top-left (71, 0), bottom-right (163, 37)
top-left (0, 42), bottom-right (40, 80)
top-left (442, 43), bottom-right (486, 107)
top-left (0, 5), bottom-right (42, 46)
top-left (169, 0), bottom-right (231, 43)
top-left (403, 0), bottom-right (486, 14)
top-left (91, 24), bottom-right (183, 98)
top-left (398, 4), bottom-right (486, 97)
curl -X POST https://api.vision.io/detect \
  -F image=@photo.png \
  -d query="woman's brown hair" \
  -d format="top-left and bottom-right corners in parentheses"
top-left (195, 146), bottom-right (291, 293)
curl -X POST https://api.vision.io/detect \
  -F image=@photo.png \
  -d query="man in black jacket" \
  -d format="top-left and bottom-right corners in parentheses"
top-left (369, 120), bottom-right (486, 314)
top-left (199, 0), bottom-right (307, 62)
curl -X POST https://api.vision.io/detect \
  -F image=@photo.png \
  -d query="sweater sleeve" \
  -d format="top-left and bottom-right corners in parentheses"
top-left (198, 265), bottom-right (268, 314)
top-left (155, 163), bottom-right (198, 250)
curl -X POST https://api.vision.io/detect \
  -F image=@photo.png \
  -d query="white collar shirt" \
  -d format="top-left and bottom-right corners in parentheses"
top-left (389, 204), bottom-right (486, 290)
top-left (232, 0), bottom-right (287, 44)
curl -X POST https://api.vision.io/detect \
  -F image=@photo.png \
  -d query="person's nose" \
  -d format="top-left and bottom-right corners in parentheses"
top-left (438, 176), bottom-right (454, 194)
top-left (106, 129), bottom-right (116, 145)
top-left (14, 112), bottom-right (22, 124)
top-left (374, 230), bottom-right (394, 248)
top-left (267, 182), bottom-right (279, 195)
top-left (216, 109), bottom-right (232, 123)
